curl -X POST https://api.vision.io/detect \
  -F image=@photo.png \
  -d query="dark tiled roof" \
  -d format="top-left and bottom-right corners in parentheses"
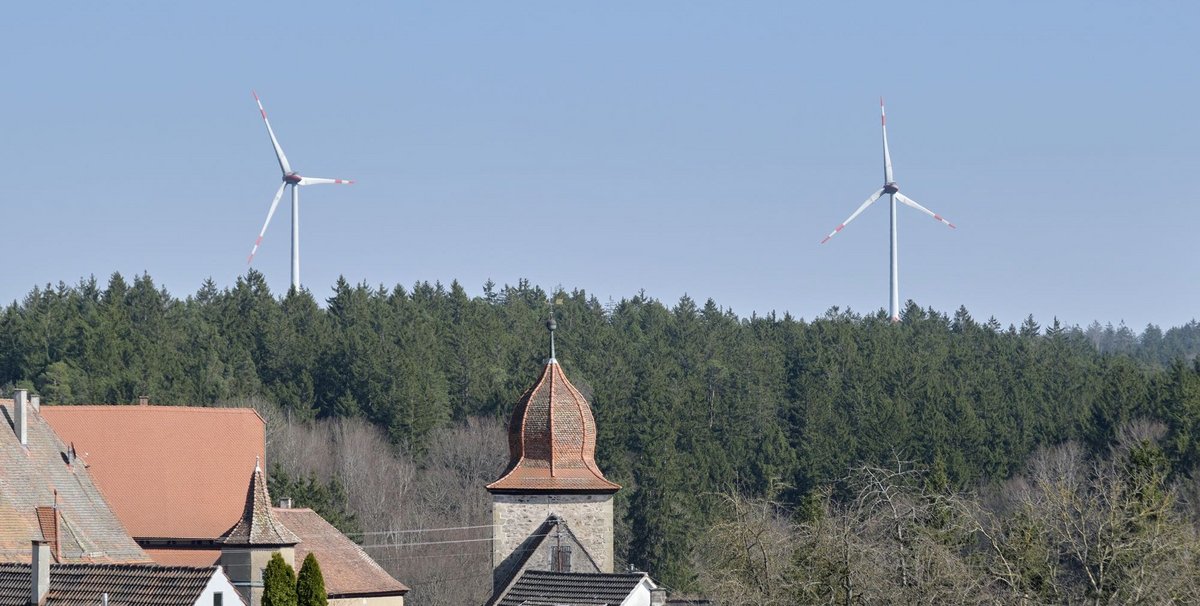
top-left (488, 362), bottom-right (620, 493)
top-left (496, 570), bottom-right (649, 606)
top-left (0, 400), bottom-right (148, 564)
top-left (41, 405), bottom-right (267, 542)
top-left (221, 465), bottom-right (299, 546)
top-left (273, 508), bottom-right (408, 597)
top-left (0, 562), bottom-right (234, 606)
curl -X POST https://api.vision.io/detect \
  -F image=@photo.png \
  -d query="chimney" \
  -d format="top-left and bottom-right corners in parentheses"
top-left (649, 586), bottom-right (667, 606)
top-left (13, 389), bottom-right (28, 447)
top-left (30, 394), bottom-right (40, 412)
top-left (31, 540), bottom-right (50, 605)
top-left (278, 497), bottom-right (293, 509)
top-left (137, 395), bottom-right (149, 406)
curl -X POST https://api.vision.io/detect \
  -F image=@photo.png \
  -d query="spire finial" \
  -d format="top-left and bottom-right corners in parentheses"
top-left (546, 309), bottom-right (557, 363)
top-left (254, 455), bottom-right (261, 473)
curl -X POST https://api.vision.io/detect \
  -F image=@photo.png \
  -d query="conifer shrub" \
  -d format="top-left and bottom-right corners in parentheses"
top-left (296, 552), bottom-right (328, 606)
top-left (262, 552), bottom-right (298, 606)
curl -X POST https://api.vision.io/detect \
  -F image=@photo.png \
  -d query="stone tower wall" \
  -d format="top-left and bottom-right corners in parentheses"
top-left (491, 493), bottom-right (614, 587)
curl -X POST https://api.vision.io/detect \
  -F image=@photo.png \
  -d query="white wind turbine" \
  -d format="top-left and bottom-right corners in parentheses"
top-left (820, 98), bottom-right (956, 322)
top-left (246, 91), bottom-right (353, 292)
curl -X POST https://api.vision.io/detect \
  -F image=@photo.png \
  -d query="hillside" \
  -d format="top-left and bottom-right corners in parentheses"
top-left (4, 271), bottom-right (1200, 600)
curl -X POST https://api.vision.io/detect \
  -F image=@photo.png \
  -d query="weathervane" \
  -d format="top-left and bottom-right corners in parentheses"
top-left (547, 307), bottom-right (557, 363)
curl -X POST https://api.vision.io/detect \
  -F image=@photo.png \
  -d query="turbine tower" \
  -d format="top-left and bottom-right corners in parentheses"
top-left (247, 91), bottom-right (353, 292)
top-left (820, 98), bottom-right (956, 322)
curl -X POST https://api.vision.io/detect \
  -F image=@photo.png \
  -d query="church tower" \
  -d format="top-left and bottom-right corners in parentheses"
top-left (487, 317), bottom-right (620, 590)
top-left (220, 461), bottom-right (300, 606)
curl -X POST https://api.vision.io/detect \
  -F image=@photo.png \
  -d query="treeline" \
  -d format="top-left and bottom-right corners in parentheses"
top-left (3, 271), bottom-right (1200, 593)
top-left (699, 422), bottom-right (1200, 604)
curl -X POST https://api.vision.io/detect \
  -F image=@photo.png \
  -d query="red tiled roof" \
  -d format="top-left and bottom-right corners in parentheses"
top-left (221, 465), bottom-right (299, 546)
top-left (40, 405), bottom-right (266, 541)
top-left (34, 507), bottom-right (59, 560)
top-left (487, 361), bottom-right (620, 493)
top-left (273, 508), bottom-right (409, 597)
top-left (0, 400), bottom-right (148, 564)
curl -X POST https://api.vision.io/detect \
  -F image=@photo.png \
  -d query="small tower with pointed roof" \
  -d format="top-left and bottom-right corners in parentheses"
top-left (487, 317), bottom-right (620, 591)
top-left (220, 460), bottom-right (300, 606)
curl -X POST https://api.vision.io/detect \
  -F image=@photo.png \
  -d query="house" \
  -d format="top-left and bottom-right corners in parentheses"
top-left (0, 391), bottom-right (245, 606)
top-left (494, 570), bottom-right (662, 606)
top-left (42, 402), bottom-right (408, 606)
top-left (0, 392), bottom-right (148, 565)
top-left (273, 507), bottom-right (408, 606)
top-left (39, 404), bottom-right (266, 566)
top-left (0, 540), bottom-right (241, 606)
top-left (484, 323), bottom-right (670, 606)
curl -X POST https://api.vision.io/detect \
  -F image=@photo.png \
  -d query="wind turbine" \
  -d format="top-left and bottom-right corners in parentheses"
top-left (247, 91), bottom-right (353, 292)
top-left (820, 98), bottom-right (955, 322)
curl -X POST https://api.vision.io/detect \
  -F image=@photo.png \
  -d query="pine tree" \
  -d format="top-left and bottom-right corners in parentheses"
top-left (296, 553), bottom-right (328, 606)
top-left (262, 552), bottom-right (297, 606)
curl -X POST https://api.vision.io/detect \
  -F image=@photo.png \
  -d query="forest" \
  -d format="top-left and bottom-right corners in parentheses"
top-left (3, 271), bottom-right (1200, 604)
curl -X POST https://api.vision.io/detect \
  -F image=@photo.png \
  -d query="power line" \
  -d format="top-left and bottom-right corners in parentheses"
top-left (342, 522), bottom-right (501, 537)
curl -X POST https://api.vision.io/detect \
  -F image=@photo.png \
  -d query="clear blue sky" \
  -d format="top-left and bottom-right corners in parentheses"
top-left (2, 1), bottom-right (1196, 330)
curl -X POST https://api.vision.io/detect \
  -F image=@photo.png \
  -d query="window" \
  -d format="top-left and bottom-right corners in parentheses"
top-left (213, 592), bottom-right (223, 606)
top-left (551, 545), bottom-right (572, 572)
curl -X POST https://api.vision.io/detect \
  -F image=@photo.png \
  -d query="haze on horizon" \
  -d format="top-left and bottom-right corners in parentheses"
top-left (1, 1), bottom-right (1195, 331)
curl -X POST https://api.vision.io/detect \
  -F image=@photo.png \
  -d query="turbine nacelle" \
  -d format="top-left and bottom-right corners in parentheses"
top-left (883, 182), bottom-right (899, 194)
top-left (284, 173), bottom-right (303, 184)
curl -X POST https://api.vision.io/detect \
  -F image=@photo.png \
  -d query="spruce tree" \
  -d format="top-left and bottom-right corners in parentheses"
top-left (262, 552), bottom-right (297, 606)
top-left (296, 553), bottom-right (328, 606)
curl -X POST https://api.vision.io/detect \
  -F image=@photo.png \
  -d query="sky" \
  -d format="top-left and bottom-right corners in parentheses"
top-left (2, 1), bottom-right (1196, 330)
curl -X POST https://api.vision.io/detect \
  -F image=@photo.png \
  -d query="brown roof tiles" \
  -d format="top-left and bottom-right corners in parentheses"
top-left (488, 361), bottom-right (619, 493)
top-left (0, 400), bottom-right (148, 564)
top-left (273, 508), bottom-right (408, 597)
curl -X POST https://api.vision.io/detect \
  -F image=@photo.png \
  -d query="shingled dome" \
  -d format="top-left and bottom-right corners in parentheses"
top-left (488, 360), bottom-right (620, 493)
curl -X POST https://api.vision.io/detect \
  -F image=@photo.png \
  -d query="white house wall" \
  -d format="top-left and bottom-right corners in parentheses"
top-left (198, 566), bottom-right (247, 606)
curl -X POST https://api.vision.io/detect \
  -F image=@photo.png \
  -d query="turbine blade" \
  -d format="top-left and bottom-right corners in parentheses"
top-left (297, 177), bottom-right (354, 186)
top-left (895, 192), bottom-right (956, 229)
top-left (248, 183), bottom-right (288, 264)
top-left (253, 91), bottom-right (292, 175)
top-left (821, 188), bottom-right (885, 244)
top-left (881, 97), bottom-right (893, 184)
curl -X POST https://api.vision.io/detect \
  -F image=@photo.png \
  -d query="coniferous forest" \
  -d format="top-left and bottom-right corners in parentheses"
top-left (5, 271), bottom-right (1200, 604)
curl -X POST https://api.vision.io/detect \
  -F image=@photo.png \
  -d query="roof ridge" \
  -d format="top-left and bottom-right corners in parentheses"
top-left (45, 405), bottom-right (261, 413)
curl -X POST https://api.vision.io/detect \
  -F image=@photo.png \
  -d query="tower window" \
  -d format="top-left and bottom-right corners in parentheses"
top-left (551, 545), bottom-right (572, 572)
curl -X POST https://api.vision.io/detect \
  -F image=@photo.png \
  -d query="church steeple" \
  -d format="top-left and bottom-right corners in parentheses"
top-left (223, 460), bottom-right (300, 546)
top-left (488, 326), bottom-right (620, 589)
top-left (487, 355), bottom-right (619, 494)
top-left (220, 461), bottom-right (300, 606)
